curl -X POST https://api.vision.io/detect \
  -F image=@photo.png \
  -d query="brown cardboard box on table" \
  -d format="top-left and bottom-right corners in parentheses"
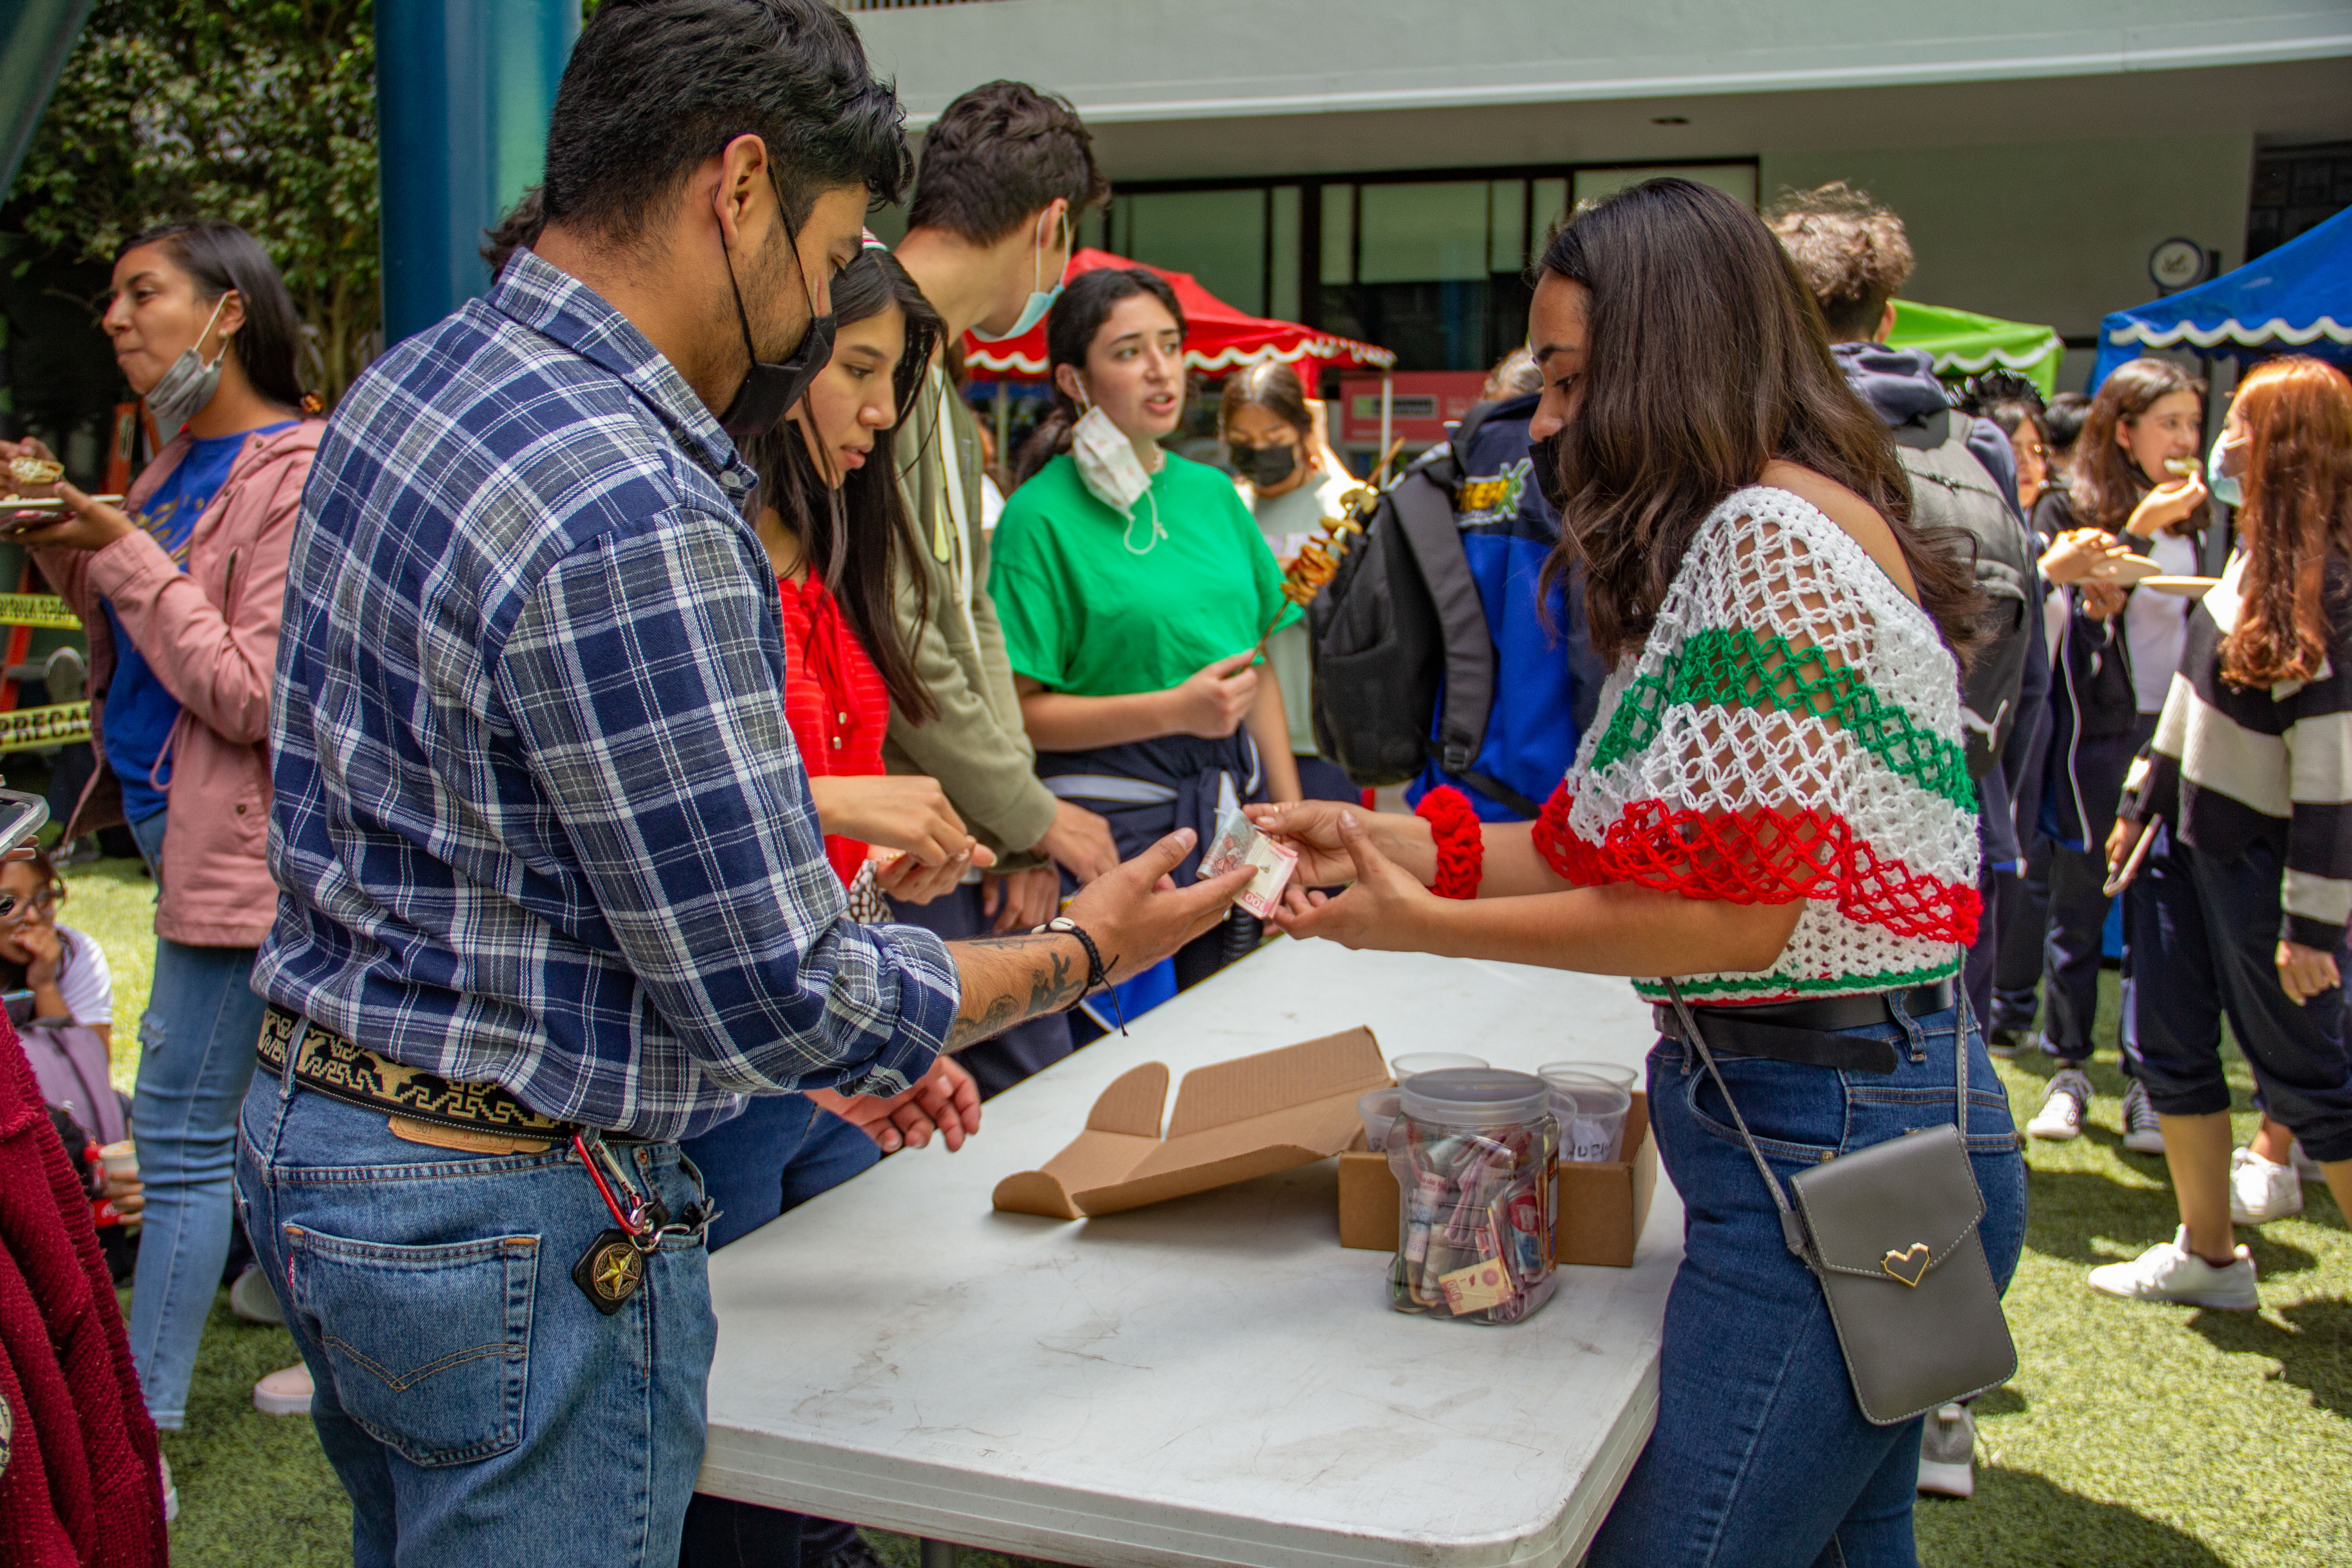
top-left (1335, 1093), bottom-right (1658, 1268)
top-left (992, 1028), bottom-right (1390, 1219)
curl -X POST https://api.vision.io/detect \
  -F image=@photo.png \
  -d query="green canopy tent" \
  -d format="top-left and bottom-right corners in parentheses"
top-left (1885, 300), bottom-right (2065, 401)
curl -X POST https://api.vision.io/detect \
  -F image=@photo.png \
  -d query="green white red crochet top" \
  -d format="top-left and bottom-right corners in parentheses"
top-left (1533, 485), bottom-right (1981, 1004)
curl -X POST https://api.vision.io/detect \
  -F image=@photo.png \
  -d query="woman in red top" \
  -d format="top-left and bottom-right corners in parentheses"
top-left (674, 241), bottom-right (996, 1568)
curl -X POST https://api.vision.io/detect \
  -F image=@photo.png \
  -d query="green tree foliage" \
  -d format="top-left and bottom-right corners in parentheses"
top-left (14, 1), bottom-right (378, 401)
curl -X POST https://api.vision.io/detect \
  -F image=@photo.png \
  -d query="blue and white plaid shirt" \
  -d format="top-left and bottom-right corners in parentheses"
top-left (256, 250), bottom-right (957, 1140)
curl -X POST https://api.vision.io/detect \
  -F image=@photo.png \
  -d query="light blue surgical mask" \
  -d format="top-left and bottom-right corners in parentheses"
top-left (968, 209), bottom-right (1068, 343)
top-left (2207, 432), bottom-right (2243, 509)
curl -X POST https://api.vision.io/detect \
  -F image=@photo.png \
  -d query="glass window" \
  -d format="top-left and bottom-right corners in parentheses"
top-left (1320, 183), bottom-right (1355, 286)
top-left (1488, 179), bottom-right (1526, 274)
top-left (1358, 181), bottom-right (1490, 284)
top-left (1122, 189), bottom-right (1267, 314)
top-left (1533, 177), bottom-right (1568, 249)
top-left (1573, 163), bottom-right (1758, 210)
top-left (1269, 186), bottom-right (1301, 321)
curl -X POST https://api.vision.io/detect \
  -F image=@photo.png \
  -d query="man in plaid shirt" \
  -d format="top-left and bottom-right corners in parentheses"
top-left (234, 4), bottom-right (1242, 1559)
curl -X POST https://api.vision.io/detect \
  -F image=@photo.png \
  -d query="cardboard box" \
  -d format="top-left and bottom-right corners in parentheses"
top-left (993, 1028), bottom-right (1390, 1220)
top-left (1335, 1093), bottom-right (1658, 1269)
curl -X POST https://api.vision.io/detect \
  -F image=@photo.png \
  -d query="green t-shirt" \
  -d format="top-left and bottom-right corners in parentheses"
top-left (990, 450), bottom-right (1302, 698)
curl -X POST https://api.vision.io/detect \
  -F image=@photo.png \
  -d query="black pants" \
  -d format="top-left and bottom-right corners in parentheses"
top-left (2125, 835), bottom-right (2352, 1161)
top-left (679, 1497), bottom-right (800, 1568)
top-left (2039, 841), bottom-right (2122, 1065)
top-left (1989, 842), bottom-right (2051, 1034)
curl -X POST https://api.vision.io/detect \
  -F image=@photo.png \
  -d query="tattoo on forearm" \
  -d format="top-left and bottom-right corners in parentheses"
top-left (947, 935), bottom-right (1086, 1049)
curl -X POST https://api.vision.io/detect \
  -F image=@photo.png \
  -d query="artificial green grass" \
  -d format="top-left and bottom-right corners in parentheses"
top-left (63, 843), bottom-right (2347, 1567)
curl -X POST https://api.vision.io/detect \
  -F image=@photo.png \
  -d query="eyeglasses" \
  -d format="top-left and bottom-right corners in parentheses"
top-left (0, 886), bottom-right (63, 925)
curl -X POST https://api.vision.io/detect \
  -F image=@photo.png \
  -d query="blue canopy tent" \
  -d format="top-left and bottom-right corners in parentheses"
top-left (2092, 208), bottom-right (2352, 389)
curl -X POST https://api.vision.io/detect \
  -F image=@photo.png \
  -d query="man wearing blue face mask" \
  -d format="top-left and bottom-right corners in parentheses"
top-left (886, 81), bottom-right (1126, 1097)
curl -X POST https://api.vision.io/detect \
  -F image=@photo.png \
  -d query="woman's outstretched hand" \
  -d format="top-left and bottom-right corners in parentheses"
top-left (1264, 808), bottom-right (1435, 951)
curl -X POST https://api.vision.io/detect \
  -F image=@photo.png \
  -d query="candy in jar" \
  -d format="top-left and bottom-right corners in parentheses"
top-left (1384, 1068), bottom-right (1557, 1324)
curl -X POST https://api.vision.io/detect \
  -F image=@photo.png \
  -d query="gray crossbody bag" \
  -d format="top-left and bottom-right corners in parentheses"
top-left (1661, 973), bottom-right (2016, 1426)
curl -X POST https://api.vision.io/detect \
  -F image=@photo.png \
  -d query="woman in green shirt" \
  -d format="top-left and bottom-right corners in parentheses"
top-left (995, 268), bottom-right (1302, 988)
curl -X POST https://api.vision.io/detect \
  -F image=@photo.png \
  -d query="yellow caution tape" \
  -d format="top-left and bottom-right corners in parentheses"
top-left (0, 701), bottom-right (91, 752)
top-left (0, 594), bottom-right (81, 629)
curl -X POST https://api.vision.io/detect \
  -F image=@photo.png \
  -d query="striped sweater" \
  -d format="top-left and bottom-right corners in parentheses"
top-left (2126, 553), bottom-right (2352, 949)
top-left (1534, 486), bottom-right (1981, 1003)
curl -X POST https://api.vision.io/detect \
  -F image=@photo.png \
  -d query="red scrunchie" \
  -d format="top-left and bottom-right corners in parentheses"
top-left (1416, 785), bottom-right (1485, 900)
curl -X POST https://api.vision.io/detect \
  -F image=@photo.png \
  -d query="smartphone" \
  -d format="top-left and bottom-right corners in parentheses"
top-left (2, 990), bottom-right (31, 1027)
top-left (0, 790), bottom-right (48, 858)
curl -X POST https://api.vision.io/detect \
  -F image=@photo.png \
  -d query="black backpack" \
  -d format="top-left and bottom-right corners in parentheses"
top-left (1309, 403), bottom-right (1535, 811)
top-left (1886, 407), bottom-right (2038, 779)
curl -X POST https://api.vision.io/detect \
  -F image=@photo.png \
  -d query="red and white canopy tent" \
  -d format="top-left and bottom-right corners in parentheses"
top-left (960, 247), bottom-right (1400, 456)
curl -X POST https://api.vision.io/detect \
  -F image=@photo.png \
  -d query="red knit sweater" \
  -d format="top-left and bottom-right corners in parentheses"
top-left (0, 1016), bottom-right (167, 1567)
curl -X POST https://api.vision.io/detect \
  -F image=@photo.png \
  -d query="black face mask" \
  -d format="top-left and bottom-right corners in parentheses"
top-left (1529, 430), bottom-right (1571, 516)
top-left (1229, 440), bottom-right (1298, 488)
top-left (716, 196), bottom-right (836, 442)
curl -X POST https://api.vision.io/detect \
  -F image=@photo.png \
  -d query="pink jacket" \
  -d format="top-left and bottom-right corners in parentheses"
top-left (34, 421), bottom-right (321, 948)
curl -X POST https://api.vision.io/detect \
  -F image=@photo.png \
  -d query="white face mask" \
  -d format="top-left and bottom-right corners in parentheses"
top-left (145, 293), bottom-right (232, 432)
top-left (1069, 402), bottom-right (1166, 554)
top-left (2207, 429), bottom-right (2244, 510)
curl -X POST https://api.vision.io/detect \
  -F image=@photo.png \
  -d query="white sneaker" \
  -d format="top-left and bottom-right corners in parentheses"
top-left (253, 1362), bottom-right (314, 1416)
top-left (159, 1454), bottom-right (177, 1524)
top-left (2120, 1080), bottom-right (2166, 1155)
top-left (2027, 1069), bottom-right (2093, 1141)
top-left (2291, 1139), bottom-right (2323, 1181)
top-left (2230, 1147), bottom-right (2303, 1225)
top-left (1916, 1402), bottom-right (1975, 1498)
top-left (2087, 1227), bottom-right (2259, 1309)
top-left (227, 1264), bottom-right (284, 1325)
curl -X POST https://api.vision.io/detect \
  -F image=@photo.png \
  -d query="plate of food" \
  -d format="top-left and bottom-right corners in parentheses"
top-left (2136, 576), bottom-right (2222, 597)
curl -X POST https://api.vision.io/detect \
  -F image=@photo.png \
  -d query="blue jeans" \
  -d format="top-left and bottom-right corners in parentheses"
top-left (236, 1073), bottom-right (715, 1567)
top-left (678, 1096), bottom-right (883, 1564)
top-left (2126, 836), bottom-right (2352, 1161)
top-left (680, 1093), bottom-right (882, 1250)
top-left (123, 807), bottom-right (268, 1428)
top-left (1589, 1000), bottom-right (2027, 1568)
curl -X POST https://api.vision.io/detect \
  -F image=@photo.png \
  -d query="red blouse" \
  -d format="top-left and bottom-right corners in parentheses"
top-left (776, 573), bottom-right (891, 887)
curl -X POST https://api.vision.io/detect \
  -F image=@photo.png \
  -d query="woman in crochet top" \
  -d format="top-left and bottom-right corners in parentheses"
top-left (1252, 179), bottom-right (2025, 1565)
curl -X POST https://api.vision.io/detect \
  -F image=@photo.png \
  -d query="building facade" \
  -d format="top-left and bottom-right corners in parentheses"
top-left (853, 0), bottom-right (2352, 398)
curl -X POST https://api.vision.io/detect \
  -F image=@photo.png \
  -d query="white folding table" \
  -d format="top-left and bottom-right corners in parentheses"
top-left (697, 939), bottom-right (1682, 1568)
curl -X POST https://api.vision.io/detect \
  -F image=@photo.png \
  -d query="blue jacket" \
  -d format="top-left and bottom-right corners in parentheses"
top-left (1405, 395), bottom-right (1606, 820)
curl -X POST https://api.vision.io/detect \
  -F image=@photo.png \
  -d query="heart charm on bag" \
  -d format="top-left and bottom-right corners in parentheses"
top-left (1881, 1242), bottom-right (1931, 1288)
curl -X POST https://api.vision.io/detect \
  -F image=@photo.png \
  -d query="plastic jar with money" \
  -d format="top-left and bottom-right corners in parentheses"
top-left (1386, 1068), bottom-right (1558, 1324)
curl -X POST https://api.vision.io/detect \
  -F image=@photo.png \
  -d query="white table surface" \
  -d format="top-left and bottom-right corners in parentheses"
top-left (697, 939), bottom-right (1683, 1568)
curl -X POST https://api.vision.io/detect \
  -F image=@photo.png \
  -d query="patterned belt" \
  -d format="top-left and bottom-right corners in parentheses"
top-left (256, 1005), bottom-right (574, 1140)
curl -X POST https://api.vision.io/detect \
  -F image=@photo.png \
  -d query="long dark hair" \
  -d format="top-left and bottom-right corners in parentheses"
top-left (2219, 358), bottom-right (2352, 688)
top-left (1011, 266), bottom-right (1186, 487)
top-left (1534, 178), bottom-right (1981, 664)
top-left (2072, 358), bottom-right (2206, 534)
top-left (114, 220), bottom-right (308, 412)
top-left (746, 248), bottom-right (941, 723)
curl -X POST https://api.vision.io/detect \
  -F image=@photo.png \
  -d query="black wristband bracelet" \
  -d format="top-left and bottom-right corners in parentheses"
top-left (1032, 916), bottom-right (1127, 1035)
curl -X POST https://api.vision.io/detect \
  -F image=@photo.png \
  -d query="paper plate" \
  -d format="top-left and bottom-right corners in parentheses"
top-left (2085, 554), bottom-right (2164, 583)
top-left (2137, 576), bottom-right (2221, 597)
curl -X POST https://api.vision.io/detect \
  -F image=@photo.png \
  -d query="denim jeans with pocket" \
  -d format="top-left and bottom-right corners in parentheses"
top-left (237, 1072), bottom-right (715, 1567)
top-left (1588, 998), bottom-right (2027, 1568)
top-left (122, 807), bottom-right (272, 1428)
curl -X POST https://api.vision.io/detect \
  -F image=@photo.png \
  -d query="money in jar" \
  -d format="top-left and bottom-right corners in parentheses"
top-left (1384, 1068), bottom-right (1557, 1324)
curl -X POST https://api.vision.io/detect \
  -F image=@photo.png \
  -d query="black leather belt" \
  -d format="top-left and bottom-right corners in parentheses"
top-left (1651, 981), bottom-right (1955, 1076)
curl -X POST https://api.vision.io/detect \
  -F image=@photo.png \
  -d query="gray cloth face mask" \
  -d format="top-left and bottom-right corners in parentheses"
top-left (145, 293), bottom-right (232, 432)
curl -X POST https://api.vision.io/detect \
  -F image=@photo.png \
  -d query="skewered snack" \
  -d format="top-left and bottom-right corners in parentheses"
top-left (2162, 456), bottom-right (2199, 478)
